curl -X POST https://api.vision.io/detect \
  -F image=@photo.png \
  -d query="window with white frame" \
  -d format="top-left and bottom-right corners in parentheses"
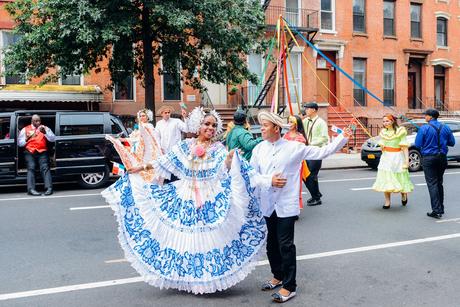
top-left (61, 74), bottom-right (82, 85)
top-left (436, 17), bottom-right (447, 46)
top-left (320, 0), bottom-right (335, 31)
top-left (353, 58), bottom-right (366, 106)
top-left (383, 0), bottom-right (395, 36)
top-left (163, 60), bottom-right (181, 101)
top-left (410, 3), bottom-right (422, 39)
top-left (383, 60), bottom-right (395, 106)
top-left (1, 31), bottom-right (26, 84)
top-left (353, 0), bottom-right (366, 33)
top-left (114, 75), bottom-right (134, 100)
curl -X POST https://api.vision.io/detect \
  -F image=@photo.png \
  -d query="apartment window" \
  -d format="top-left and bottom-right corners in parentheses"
top-left (383, 60), bottom-right (395, 106)
top-left (353, 58), bottom-right (366, 106)
top-left (163, 61), bottom-right (181, 101)
top-left (320, 0), bottom-right (334, 31)
top-left (383, 1), bottom-right (395, 36)
top-left (1, 32), bottom-right (26, 84)
top-left (114, 75), bottom-right (134, 100)
top-left (353, 0), bottom-right (365, 33)
top-left (61, 74), bottom-right (82, 85)
top-left (437, 18), bottom-right (447, 46)
top-left (410, 4), bottom-right (422, 39)
top-left (434, 65), bottom-right (446, 111)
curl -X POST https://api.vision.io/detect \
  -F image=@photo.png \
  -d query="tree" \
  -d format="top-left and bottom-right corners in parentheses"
top-left (5, 0), bottom-right (265, 122)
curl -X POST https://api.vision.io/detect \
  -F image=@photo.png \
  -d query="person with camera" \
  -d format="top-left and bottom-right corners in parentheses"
top-left (18, 114), bottom-right (55, 196)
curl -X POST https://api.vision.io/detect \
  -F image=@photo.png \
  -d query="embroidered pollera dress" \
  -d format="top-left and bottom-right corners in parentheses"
top-left (372, 127), bottom-right (414, 193)
top-left (101, 138), bottom-right (266, 294)
top-left (106, 123), bottom-right (161, 182)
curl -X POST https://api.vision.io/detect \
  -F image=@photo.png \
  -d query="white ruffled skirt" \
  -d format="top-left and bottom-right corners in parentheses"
top-left (101, 155), bottom-right (266, 294)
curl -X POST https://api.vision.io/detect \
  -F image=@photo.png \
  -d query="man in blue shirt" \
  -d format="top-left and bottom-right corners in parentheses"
top-left (415, 108), bottom-right (455, 219)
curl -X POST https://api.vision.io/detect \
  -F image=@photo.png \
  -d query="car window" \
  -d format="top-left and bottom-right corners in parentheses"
top-left (0, 116), bottom-right (11, 140)
top-left (60, 114), bottom-right (104, 136)
top-left (111, 117), bottom-right (123, 135)
top-left (401, 122), bottom-right (421, 135)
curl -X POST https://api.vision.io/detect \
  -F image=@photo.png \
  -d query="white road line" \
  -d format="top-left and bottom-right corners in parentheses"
top-left (0, 277), bottom-right (143, 301)
top-left (105, 258), bottom-right (128, 264)
top-left (350, 187), bottom-right (373, 191)
top-left (416, 183), bottom-right (427, 186)
top-left (0, 193), bottom-right (101, 203)
top-left (319, 171), bottom-right (460, 183)
top-left (70, 205), bottom-right (110, 211)
top-left (3, 232), bottom-right (460, 301)
top-left (436, 217), bottom-right (460, 223)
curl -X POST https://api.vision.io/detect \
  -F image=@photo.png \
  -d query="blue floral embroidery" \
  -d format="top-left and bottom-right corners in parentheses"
top-left (111, 143), bottom-right (266, 279)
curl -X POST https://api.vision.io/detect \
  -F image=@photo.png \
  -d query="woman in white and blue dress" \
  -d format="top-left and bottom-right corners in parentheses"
top-left (102, 107), bottom-right (266, 294)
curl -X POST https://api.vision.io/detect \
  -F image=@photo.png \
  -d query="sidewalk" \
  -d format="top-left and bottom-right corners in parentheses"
top-left (322, 152), bottom-right (368, 170)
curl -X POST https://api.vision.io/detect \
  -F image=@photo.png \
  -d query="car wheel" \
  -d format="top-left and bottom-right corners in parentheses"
top-left (77, 165), bottom-right (110, 189)
top-left (367, 162), bottom-right (379, 170)
top-left (408, 149), bottom-right (422, 172)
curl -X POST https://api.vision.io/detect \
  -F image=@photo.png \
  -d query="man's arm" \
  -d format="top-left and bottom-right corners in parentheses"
top-left (445, 126), bottom-right (456, 147)
top-left (238, 132), bottom-right (262, 153)
top-left (18, 128), bottom-right (26, 147)
top-left (298, 133), bottom-right (348, 161)
top-left (248, 145), bottom-right (273, 189)
top-left (414, 126), bottom-right (425, 149)
top-left (43, 126), bottom-right (56, 142)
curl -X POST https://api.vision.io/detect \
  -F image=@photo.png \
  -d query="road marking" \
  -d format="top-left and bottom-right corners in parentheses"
top-left (0, 193), bottom-right (101, 203)
top-left (70, 205), bottom-right (110, 211)
top-left (105, 258), bottom-right (128, 264)
top-left (3, 232), bottom-right (460, 301)
top-left (436, 217), bottom-right (460, 223)
top-left (416, 183), bottom-right (427, 186)
top-left (320, 171), bottom-right (460, 183)
top-left (350, 187), bottom-right (373, 191)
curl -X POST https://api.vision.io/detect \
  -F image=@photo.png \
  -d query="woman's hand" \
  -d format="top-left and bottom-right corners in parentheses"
top-left (225, 149), bottom-right (236, 169)
top-left (128, 165), bottom-right (144, 174)
top-left (343, 127), bottom-right (353, 139)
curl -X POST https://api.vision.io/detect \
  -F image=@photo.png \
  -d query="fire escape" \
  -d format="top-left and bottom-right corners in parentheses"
top-left (244, 0), bottom-right (319, 114)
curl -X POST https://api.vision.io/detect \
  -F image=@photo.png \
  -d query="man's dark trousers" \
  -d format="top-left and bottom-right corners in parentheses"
top-left (24, 151), bottom-right (52, 191)
top-left (422, 154), bottom-right (447, 214)
top-left (265, 211), bottom-right (297, 292)
top-left (304, 160), bottom-right (322, 200)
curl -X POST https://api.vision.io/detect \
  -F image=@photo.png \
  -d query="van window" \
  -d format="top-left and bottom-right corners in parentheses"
top-left (111, 117), bottom-right (123, 135)
top-left (60, 114), bottom-right (104, 136)
top-left (0, 116), bottom-right (11, 140)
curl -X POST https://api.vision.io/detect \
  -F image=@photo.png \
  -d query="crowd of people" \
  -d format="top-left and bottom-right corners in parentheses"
top-left (100, 103), bottom-right (455, 303)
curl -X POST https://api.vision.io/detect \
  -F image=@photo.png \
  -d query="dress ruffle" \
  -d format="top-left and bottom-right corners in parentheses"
top-left (101, 149), bottom-right (266, 294)
top-left (372, 169), bottom-right (414, 192)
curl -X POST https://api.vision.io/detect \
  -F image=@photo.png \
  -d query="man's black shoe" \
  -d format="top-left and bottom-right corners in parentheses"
top-left (44, 188), bottom-right (53, 196)
top-left (28, 189), bottom-right (41, 196)
top-left (307, 199), bottom-right (322, 206)
top-left (306, 198), bottom-right (314, 204)
top-left (427, 212), bottom-right (441, 219)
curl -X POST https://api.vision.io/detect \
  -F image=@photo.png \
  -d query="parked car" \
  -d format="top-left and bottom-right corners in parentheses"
top-left (361, 118), bottom-right (460, 172)
top-left (0, 110), bottom-right (128, 188)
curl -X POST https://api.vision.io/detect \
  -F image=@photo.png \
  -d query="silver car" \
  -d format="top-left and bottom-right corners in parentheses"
top-left (361, 118), bottom-right (460, 172)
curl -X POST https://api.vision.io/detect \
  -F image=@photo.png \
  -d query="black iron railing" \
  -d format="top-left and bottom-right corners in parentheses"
top-left (265, 6), bottom-right (319, 30)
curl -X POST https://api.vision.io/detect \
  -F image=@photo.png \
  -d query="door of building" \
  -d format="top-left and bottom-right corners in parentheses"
top-left (408, 72), bottom-right (416, 109)
top-left (316, 51), bottom-right (337, 106)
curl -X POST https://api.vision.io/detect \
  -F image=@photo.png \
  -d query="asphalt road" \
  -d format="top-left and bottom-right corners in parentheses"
top-left (1, 166), bottom-right (460, 307)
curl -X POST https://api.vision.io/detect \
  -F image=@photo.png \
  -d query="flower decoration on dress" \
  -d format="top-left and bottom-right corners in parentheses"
top-left (187, 107), bottom-right (223, 135)
top-left (137, 108), bottom-right (154, 122)
top-left (193, 144), bottom-right (207, 158)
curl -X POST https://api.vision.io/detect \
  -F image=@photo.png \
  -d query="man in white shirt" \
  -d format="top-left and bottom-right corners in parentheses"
top-left (155, 105), bottom-right (188, 154)
top-left (250, 111), bottom-right (350, 303)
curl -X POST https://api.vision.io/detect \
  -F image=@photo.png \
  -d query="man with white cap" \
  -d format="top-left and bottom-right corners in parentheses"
top-left (250, 111), bottom-right (351, 303)
top-left (155, 105), bottom-right (188, 154)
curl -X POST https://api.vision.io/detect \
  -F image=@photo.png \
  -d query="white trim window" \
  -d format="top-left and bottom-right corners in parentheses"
top-left (162, 59), bottom-right (182, 101)
top-left (248, 53), bottom-right (264, 106)
top-left (320, 0), bottom-right (335, 32)
top-left (383, 60), bottom-right (395, 106)
top-left (410, 3), bottom-right (422, 39)
top-left (60, 73), bottom-right (84, 86)
top-left (0, 31), bottom-right (26, 85)
top-left (353, 0), bottom-right (366, 33)
top-left (353, 58), bottom-right (366, 106)
top-left (114, 75), bottom-right (135, 101)
top-left (436, 17), bottom-right (448, 46)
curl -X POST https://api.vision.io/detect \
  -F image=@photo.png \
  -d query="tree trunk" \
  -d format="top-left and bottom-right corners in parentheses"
top-left (142, 3), bottom-right (155, 124)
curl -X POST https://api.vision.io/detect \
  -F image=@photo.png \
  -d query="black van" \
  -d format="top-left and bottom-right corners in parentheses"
top-left (0, 110), bottom-right (127, 188)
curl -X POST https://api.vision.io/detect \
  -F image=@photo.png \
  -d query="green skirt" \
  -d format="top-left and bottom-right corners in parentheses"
top-left (372, 169), bottom-right (414, 193)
